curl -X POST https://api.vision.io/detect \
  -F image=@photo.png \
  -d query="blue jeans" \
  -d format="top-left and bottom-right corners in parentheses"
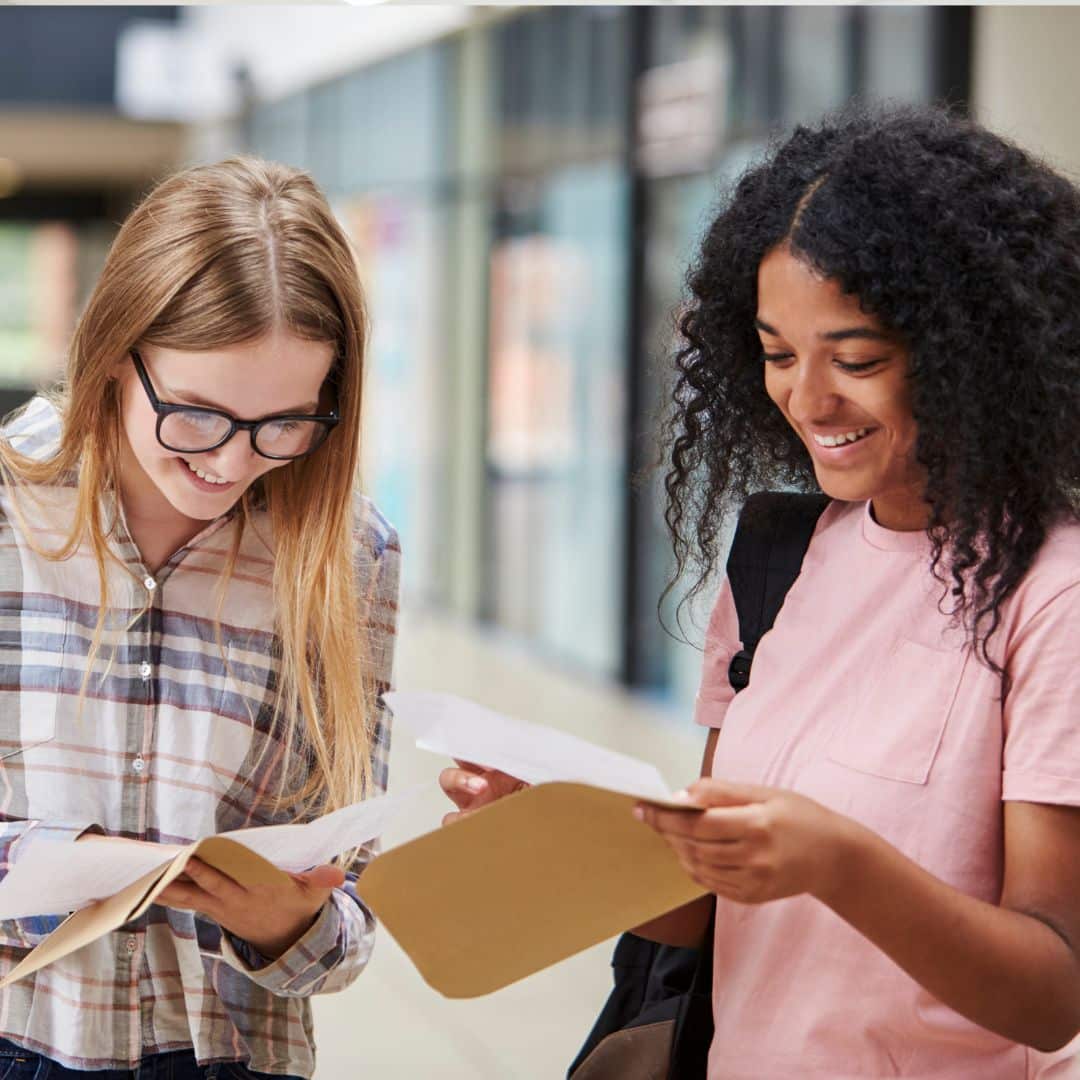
top-left (0, 1041), bottom-right (303, 1080)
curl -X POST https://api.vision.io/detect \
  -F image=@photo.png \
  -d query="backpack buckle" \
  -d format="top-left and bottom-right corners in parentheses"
top-left (727, 650), bottom-right (753, 692)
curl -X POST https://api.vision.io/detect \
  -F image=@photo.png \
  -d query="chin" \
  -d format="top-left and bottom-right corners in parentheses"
top-left (163, 482), bottom-right (234, 522)
top-left (811, 471), bottom-right (877, 504)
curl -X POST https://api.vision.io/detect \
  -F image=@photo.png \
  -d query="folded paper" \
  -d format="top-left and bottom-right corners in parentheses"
top-left (0, 789), bottom-right (414, 986)
top-left (357, 692), bottom-right (705, 998)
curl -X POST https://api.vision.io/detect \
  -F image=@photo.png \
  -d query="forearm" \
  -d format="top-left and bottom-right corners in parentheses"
top-left (822, 819), bottom-right (1080, 1051)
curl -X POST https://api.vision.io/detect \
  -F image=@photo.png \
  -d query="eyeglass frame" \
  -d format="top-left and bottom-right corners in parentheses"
top-left (129, 349), bottom-right (340, 461)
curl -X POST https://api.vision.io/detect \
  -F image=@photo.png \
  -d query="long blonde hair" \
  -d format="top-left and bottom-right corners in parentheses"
top-left (0, 157), bottom-right (376, 815)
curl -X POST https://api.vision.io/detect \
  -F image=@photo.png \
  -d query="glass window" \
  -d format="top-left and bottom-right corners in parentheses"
top-left (494, 7), bottom-right (627, 174)
top-left (485, 165), bottom-right (629, 675)
top-left (250, 95), bottom-right (308, 171)
top-left (0, 223), bottom-right (77, 388)
top-left (307, 80), bottom-right (343, 195)
top-left (781, 7), bottom-right (853, 127)
top-left (341, 193), bottom-right (451, 606)
top-left (730, 7), bottom-right (783, 132)
top-left (863, 8), bottom-right (935, 103)
top-left (339, 44), bottom-right (452, 192)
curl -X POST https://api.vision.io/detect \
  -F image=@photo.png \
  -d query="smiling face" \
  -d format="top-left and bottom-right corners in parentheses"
top-left (116, 329), bottom-right (336, 528)
top-left (756, 245), bottom-right (927, 530)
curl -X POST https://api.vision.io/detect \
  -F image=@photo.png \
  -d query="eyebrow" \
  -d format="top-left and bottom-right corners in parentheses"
top-left (163, 383), bottom-right (320, 415)
top-left (754, 317), bottom-right (893, 344)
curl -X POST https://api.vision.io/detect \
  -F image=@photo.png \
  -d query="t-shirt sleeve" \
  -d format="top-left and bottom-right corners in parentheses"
top-left (693, 575), bottom-right (741, 730)
top-left (1001, 581), bottom-right (1080, 806)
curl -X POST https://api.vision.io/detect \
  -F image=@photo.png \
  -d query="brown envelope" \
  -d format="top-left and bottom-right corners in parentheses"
top-left (357, 781), bottom-right (707, 998)
top-left (0, 836), bottom-right (291, 988)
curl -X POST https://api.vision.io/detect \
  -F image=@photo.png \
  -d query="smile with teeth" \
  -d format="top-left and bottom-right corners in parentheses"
top-left (812, 427), bottom-right (872, 448)
top-left (183, 459), bottom-right (232, 485)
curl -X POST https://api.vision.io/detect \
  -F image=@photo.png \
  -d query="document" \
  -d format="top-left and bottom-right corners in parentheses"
top-left (0, 839), bottom-right (183, 920)
top-left (384, 690), bottom-right (677, 803)
top-left (358, 692), bottom-right (705, 999)
top-left (0, 788), bottom-right (419, 986)
top-left (0, 790), bottom-right (410, 922)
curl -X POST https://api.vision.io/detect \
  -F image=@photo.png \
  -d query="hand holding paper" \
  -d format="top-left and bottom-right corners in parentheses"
top-left (0, 787), bottom-right (419, 987)
top-left (354, 692), bottom-right (707, 998)
top-left (438, 760), bottom-right (529, 825)
top-left (157, 854), bottom-right (346, 959)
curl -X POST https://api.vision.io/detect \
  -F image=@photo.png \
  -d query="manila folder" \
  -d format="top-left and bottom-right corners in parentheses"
top-left (357, 781), bottom-right (707, 998)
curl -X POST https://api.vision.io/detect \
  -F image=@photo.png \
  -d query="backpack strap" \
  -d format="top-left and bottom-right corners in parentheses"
top-left (725, 492), bottom-right (831, 693)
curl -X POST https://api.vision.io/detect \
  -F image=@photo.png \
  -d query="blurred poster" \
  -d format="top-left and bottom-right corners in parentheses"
top-left (487, 234), bottom-right (583, 476)
top-left (339, 194), bottom-right (446, 604)
top-left (484, 166), bottom-right (628, 677)
top-left (0, 223), bottom-right (77, 388)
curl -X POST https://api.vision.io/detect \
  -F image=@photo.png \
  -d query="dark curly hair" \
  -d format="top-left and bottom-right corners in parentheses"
top-left (664, 102), bottom-right (1080, 679)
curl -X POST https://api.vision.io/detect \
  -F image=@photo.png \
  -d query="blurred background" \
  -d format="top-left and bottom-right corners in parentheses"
top-left (1, 5), bottom-right (1077, 1075)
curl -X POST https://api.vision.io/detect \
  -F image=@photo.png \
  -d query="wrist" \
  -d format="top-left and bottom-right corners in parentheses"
top-left (810, 809), bottom-right (876, 908)
top-left (237, 906), bottom-right (324, 960)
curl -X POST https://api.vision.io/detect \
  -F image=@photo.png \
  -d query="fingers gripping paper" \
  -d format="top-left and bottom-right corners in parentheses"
top-left (0, 838), bottom-right (291, 988)
top-left (357, 782), bottom-right (706, 999)
top-left (0, 792), bottom-right (411, 987)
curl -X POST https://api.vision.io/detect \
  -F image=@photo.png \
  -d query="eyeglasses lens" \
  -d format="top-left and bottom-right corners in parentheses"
top-left (254, 420), bottom-right (329, 458)
top-left (160, 410), bottom-right (232, 452)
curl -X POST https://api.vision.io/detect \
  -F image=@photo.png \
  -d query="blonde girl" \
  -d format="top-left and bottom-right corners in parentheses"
top-left (0, 158), bottom-right (399, 1079)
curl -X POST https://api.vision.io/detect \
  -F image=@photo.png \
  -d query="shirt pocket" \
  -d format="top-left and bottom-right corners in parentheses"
top-left (207, 640), bottom-right (279, 816)
top-left (0, 618), bottom-right (65, 762)
top-left (826, 638), bottom-right (968, 784)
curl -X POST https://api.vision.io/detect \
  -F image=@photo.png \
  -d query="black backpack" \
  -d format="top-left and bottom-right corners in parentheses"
top-left (568, 492), bottom-right (830, 1080)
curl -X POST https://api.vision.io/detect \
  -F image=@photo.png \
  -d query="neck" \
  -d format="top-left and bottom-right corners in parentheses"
top-left (116, 443), bottom-right (204, 574)
top-left (870, 487), bottom-right (930, 532)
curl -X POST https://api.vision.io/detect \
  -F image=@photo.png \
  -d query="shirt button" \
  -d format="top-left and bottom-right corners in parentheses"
top-left (125, 935), bottom-right (137, 954)
top-left (144, 576), bottom-right (157, 592)
top-left (132, 755), bottom-right (145, 774)
top-left (139, 661), bottom-right (152, 680)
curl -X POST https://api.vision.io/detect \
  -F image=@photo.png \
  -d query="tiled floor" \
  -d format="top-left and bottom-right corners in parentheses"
top-left (312, 603), bottom-right (703, 1078)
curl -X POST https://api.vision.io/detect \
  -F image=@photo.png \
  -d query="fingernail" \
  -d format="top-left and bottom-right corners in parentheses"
top-left (632, 806), bottom-right (645, 822)
top-left (466, 777), bottom-right (487, 793)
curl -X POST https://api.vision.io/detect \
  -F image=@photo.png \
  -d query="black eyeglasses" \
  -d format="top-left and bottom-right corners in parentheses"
top-left (130, 350), bottom-right (339, 461)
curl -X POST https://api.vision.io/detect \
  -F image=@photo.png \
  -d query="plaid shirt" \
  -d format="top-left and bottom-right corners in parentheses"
top-left (0, 397), bottom-right (399, 1077)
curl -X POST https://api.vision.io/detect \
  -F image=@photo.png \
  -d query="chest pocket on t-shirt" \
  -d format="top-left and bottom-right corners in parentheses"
top-left (826, 638), bottom-right (969, 784)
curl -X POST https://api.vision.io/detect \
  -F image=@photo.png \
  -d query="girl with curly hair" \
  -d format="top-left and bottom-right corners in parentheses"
top-left (444, 104), bottom-right (1080, 1076)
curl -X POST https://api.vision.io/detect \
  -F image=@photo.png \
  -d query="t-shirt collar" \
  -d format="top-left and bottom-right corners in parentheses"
top-left (860, 499), bottom-right (929, 553)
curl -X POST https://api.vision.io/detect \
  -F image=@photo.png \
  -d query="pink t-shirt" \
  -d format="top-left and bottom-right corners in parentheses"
top-left (695, 500), bottom-right (1080, 1079)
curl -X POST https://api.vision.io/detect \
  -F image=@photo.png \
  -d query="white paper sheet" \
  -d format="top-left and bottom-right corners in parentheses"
top-left (0, 840), bottom-right (181, 919)
top-left (384, 690), bottom-right (674, 802)
top-left (220, 787), bottom-right (420, 871)
top-left (0, 788), bottom-right (420, 920)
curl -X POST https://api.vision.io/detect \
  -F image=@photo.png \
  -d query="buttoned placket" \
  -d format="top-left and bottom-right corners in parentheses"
top-left (123, 563), bottom-right (163, 1054)
top-left (104, 500), bottom-right (240, 1059)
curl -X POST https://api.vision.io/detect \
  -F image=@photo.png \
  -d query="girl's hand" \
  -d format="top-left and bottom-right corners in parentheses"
top-left (438, 759), bottom-right (529, 826)
top-left (636, 777), bottom-right (857, 905)
top-left (157, 859), bottom-right (346, 959)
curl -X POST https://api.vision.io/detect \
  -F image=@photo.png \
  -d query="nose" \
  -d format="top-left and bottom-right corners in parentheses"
top-left (784, 357), bottom-right (843, 425)
top-left (200, 429), bottom-right (260, 480)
